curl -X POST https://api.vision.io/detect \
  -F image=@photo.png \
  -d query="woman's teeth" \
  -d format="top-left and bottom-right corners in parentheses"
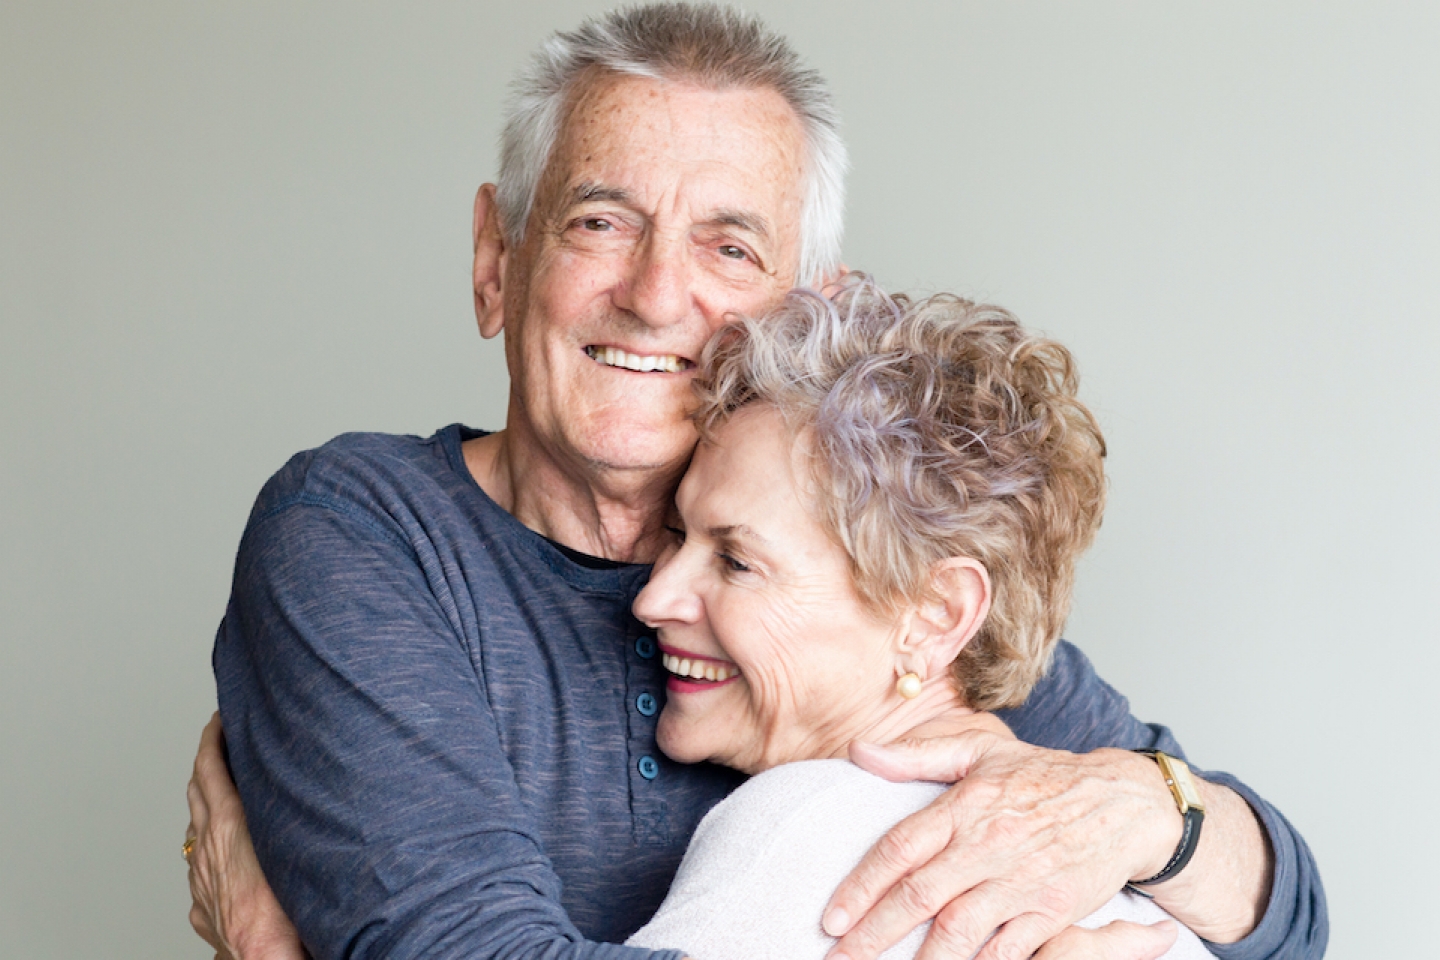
top-left (586, 346), bottom-right (689, 373)
top-left (662, 653), bottom-right (739, 683)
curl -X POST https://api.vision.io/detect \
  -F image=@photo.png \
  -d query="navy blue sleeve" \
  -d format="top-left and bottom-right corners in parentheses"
top-left (214, 484), bottom-right (680, 960)
top-left (997, 641), bottom-right (1327, 960)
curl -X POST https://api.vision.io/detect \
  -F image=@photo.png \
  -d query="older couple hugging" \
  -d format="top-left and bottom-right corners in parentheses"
top-left (184, 6), bottom-right (1324, 960)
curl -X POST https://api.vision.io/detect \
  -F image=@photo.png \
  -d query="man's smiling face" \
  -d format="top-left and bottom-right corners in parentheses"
top-left (489, 73), bottom-right (808, 481)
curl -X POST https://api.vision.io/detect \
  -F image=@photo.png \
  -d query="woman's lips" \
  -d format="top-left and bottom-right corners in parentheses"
top-left (659, 645), bottom-right (741, 690)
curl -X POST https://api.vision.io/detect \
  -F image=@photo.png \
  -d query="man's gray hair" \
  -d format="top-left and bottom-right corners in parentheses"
top-left (497, 2), bottom-right (847, 286)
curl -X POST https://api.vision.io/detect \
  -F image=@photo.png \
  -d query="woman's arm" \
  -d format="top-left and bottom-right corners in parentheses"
top-left (186, 714), bottom-right (305, 960)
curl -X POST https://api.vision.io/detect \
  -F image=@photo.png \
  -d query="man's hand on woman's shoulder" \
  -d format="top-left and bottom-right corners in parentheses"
top-left (822, 731), bottom-right (1206, 960)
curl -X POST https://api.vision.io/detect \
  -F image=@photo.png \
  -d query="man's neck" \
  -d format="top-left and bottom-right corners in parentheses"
top-left (462, 428), bottom-right (684, 564)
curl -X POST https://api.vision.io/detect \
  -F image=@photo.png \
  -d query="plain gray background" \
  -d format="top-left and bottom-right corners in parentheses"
top-left (2, 1), bottom-right (1436, 957)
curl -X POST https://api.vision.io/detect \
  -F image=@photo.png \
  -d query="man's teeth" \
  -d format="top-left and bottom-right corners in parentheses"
top-left (586, 346), bottom-right (689, 373)
top-left (662, 653), bottom-right (739, 683)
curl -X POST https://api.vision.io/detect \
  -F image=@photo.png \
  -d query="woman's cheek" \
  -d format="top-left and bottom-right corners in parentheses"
top-left (656, 708), bottom-right (711, 765)
top-left (737, 662), bottom-right (803, 741)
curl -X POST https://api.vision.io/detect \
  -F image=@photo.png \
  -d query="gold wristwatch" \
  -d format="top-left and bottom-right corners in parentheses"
top-left (1129, 750), bottom-right (1206, 886)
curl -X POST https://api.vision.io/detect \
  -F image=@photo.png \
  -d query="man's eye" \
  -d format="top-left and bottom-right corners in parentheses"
top-left (663, 524), bottom-right (686, 543)
top-left (717, 244), bottom-right (749, 260)
top-left (580, 218), bottom-right (613, 231)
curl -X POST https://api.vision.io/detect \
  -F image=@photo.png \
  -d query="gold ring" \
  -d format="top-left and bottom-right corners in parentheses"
top-left (182, 836), bottom-right (196, 863)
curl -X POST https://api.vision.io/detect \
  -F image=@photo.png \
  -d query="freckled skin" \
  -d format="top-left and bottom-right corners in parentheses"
top-left (634, 406), bottom-right (922, 776)
top-left (498, 75), bottom-right (809, 483)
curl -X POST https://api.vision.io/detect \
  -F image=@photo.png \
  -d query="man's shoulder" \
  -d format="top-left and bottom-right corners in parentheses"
top-left (269, 426), bottom-right (458, 488)
top-left (997, 640), bottom-right (1170, 754)
top-left (248, 425), bottom-right (470, 525)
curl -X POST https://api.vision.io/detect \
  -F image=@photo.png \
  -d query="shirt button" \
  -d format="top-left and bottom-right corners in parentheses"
top-left (638, 755), bottom-right (660, 780)
top-left (634, 636), bottom-right (657, 659)
top-left (636, 692), bottom-right (658, 717)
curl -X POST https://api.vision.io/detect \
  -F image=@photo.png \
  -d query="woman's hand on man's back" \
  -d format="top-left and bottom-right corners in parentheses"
top-left (186, 713), bottom-right (306, 960)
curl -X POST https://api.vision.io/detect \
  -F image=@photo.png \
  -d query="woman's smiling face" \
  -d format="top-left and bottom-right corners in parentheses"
top-left (632, 403), bottom-right (905, 775)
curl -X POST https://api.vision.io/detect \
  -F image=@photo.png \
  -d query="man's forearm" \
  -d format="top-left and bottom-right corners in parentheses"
top-left (1001, 642), bottom-right (1323, 956)
top-left (827, 643), bottom-right (1325, 960)
top-left (1142, 774), bottom-right (1273, 944)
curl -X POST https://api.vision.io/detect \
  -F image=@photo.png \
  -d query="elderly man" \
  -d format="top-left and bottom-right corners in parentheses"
top-left (187, 5), bottom-right (1324, 960)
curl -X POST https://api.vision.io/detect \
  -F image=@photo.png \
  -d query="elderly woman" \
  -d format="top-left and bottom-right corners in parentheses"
top-left (189, 280), bottom-right (1212, 959)
top-left (617, 280), bottom-right (1210, 958)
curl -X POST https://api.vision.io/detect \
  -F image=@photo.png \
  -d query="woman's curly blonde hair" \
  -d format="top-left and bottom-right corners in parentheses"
top-left (691, 277), bottom-right (1107, 710)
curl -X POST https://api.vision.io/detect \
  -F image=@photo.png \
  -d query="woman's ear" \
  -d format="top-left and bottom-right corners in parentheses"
top-left (899, 557), bottom-right (992, 678)
top-left (472, 183), bottom-right (508, 339)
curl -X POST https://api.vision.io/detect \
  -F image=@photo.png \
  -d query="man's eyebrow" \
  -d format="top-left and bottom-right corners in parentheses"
top-left (708, 208), bottom-right (771, 240)
top-left (570, 182), bottom-right (631, 205)
top-left (566, 189), bottom-right (770, 239)
top-left (709, 523), bottom-right (772, 547)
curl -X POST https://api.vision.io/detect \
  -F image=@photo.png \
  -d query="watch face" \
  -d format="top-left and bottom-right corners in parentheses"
top-left (1158, 754), bottom-right (1206, 813)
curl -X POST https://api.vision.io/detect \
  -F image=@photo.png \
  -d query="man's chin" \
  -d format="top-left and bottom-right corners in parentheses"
top-left (573, 427), bottom-right (698, 478)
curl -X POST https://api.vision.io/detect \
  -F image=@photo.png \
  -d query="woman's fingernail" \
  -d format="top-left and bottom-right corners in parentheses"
top-left (822, 907), bottom-right (851, 936)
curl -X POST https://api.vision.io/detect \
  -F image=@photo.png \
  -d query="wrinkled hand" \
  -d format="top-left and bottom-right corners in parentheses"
top-left (1033, 921), bottom-right (1178, 960)
top-left (186, 713), bottom-right (306, 960)
top-left (824, 731), bottom-right (1176, 960)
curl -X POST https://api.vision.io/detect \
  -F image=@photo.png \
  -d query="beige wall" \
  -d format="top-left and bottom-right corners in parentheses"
top-left (3, 2), bottom-right (1436, 956)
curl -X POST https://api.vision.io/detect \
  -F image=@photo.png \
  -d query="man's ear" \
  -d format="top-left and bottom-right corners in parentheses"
top-left (899, 557), bottom-right (992, 678)
top-left (472, 183), bottom-right (508, 339)
top-left (817, 262), bottom-right (851, 299)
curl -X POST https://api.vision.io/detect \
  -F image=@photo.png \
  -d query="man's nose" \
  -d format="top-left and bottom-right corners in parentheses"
top-left (615, 234), bottom-right (694, 329)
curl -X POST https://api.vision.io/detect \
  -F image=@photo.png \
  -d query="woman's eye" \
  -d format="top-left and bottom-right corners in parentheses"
top-left (663, 524), bottom-right (686, 543)
top-left (718, 552), bottom-right (750, 573)
top-left (580, 218), bottom-right (613, 231)
top-left (717, 244), bottom-right (749, 260)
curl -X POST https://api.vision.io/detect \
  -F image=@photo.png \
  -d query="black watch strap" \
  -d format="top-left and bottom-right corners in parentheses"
top-left (1128, 749), bottom-right (1206, 887)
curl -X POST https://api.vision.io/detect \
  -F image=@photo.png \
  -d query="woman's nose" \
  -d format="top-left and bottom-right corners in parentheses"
top-left (633, 546), bottom-right (702, 627)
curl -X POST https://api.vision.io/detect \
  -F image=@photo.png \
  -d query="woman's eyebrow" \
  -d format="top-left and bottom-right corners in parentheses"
top-left (708, 523), bottom-right (771, 547)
